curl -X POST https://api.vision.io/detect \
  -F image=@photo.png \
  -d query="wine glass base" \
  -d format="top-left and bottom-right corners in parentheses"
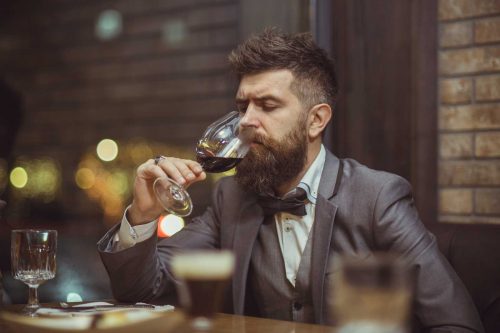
top-left (21, 304), bottom-right (40, 317)
top-left (153, 177), bottom-right (193, 217)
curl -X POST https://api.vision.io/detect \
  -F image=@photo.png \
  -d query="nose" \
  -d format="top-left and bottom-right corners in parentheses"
top-left (239, 105), bottom-right (260, 129)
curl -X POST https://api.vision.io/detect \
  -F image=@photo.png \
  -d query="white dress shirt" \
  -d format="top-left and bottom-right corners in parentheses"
top-left (112, 145), bottom-right (326, 286)
top-left (274, 145), bottom-right (325, 286)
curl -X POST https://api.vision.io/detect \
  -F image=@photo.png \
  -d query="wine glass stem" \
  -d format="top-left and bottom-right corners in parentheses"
top-left (27, 285), bottom-right (40, 309)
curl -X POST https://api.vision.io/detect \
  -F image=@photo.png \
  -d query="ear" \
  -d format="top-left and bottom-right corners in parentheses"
top-left (307, 104), bottom-right (332, 139)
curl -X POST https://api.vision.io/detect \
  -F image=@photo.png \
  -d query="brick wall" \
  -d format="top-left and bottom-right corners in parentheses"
top-left (0, 0), bottom-right (239, 221)
top-left (438, 0), bottom-right (500, 224)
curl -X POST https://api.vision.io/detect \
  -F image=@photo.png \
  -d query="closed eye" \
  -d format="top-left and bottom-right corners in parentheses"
top-left (262, 104), bottom-right (278, 112)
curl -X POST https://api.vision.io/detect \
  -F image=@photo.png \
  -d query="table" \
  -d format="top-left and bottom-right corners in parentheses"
top-left (0, 304), bottom-right (333, 333)
top-left (206, 313), bottom-right (332, 333)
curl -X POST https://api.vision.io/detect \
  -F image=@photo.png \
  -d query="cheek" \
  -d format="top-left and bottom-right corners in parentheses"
top-left (263, 129), bottom-right (285, 144)
top-left (260, 110), bottom-right (301, 140)
top-left (261, 120), bottom-right (288, 139)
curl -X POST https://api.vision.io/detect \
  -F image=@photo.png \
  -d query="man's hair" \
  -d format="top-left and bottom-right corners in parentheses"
top-left (228, 28), bottom-right (338, 108)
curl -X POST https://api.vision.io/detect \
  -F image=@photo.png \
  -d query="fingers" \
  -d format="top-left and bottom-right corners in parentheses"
top-left (136, 159), bottom-right (166, 182)
top-left (152, 157), bottom-right (206, 186)
top-left (183, 160), bottom-right (206, 184)
top-left (129, 156), bottom-right (206, 224)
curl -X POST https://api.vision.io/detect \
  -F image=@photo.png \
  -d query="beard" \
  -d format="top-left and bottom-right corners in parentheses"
top-left (235, 118), bottom-right (308, 195)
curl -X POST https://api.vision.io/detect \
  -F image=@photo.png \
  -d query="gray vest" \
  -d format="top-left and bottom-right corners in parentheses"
top-left (249, 217), bottom-right (314, 323)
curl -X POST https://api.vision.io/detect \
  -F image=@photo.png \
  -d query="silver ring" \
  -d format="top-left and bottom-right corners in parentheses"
top-left (154, 155), bottom-right (166, 166)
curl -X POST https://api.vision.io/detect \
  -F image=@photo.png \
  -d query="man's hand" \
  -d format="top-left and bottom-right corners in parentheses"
top-left (127, 157), bottom-right (206, 226)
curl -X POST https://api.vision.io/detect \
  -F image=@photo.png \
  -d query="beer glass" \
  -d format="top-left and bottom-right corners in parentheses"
top-left (11, 229), bottom-right (57, 316)
top-left (331, 253), bottom-right (412, 333)
top-left (171, 250), bottom-right (235, 330)
top-left (153, 111), bottom-right (250, 217)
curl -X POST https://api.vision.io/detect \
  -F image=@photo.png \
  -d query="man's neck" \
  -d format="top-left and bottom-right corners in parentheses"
top-left (275, 142), bottom-right (322, 197)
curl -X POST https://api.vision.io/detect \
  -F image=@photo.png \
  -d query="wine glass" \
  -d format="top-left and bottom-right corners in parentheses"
top-left (153, 111), bottom-right (250, 216)
top-left (11, 229), bottom-right (57, 316)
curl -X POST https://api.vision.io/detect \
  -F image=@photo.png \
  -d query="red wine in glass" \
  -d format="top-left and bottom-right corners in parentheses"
top-left (196, 156), bottom-right (243, 173)
top-left (154, 111), bottom-right (249, 216)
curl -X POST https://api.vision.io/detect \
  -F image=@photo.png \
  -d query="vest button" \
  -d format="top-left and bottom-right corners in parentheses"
top-left (293, 301), bottom-right (303, 310)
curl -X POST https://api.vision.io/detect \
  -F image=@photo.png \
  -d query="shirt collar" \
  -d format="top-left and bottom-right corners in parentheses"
top-left (284, 145), bottom-right (326, 204)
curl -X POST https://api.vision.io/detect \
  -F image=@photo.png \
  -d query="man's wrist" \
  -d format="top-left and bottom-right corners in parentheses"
top-left (127, 204), bottom-right (159, 226)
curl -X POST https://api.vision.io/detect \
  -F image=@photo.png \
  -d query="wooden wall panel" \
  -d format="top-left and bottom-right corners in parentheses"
top-left (329, 0), bottom-right (438, 225)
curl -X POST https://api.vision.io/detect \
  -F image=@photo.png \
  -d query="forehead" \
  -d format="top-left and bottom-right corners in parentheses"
top-left (236, 69), bottom-right (295, 99)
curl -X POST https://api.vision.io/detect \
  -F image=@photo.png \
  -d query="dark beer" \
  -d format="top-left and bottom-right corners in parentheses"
top-left (171, 251), bottom-right (235, 325)
top-left (178, 279), bottom-right (229, 318)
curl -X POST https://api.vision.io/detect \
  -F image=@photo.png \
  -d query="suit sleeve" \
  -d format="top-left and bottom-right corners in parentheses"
top-left (372, 176), bottom-right (484, 333)
top-left (97, 181), bottom-right (225, 303)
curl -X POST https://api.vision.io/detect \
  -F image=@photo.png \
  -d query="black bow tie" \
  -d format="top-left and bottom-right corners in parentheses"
top-left (257, 188), bottom-right (308, 216)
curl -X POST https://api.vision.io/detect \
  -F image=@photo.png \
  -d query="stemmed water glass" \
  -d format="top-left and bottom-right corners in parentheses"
top-left (11, 229), bottom-right (57, 316)
top-left (153, 111), bottom-right (250, 216)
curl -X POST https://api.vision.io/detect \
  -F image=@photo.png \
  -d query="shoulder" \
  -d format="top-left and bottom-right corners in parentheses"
top-left (332, 157), bottom-right (413, 210)
top-left (340, 158), bottom-right (411, 192)
top-left (333, 158), bottom-right (422, 242)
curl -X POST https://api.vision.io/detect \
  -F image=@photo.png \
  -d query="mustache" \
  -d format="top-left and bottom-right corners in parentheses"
top-left (238, 127), bottom-right (264, 144)
top-left (240, 129), bottom-right (269, 146)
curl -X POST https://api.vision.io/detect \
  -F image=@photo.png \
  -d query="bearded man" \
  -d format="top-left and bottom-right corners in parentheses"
top-left (98, 29), bottom-right (483, 332)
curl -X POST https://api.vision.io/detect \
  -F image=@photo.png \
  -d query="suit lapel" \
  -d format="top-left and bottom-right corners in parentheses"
top-left (311, 151), bottom-right (342, 323)
top-left (229, 150), bottom-right (343, 319)
top-left (311, 196), bottom-right (337, 323)
top-left (231, 197), bottom-right (264, 314)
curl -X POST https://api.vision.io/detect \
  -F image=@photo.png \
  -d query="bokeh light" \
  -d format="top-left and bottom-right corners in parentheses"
top-left (75, 168), bottom-right (96, 189)
top-left (29, 161), bottom-right (59, 201)
top-left (10, 167), bottom-right (28, 188)
top-left (158, 214), bottom-right (185, 238)
top-left (9, 159), bottom-right (61, 202)
top-left (77, 140), bottom-right (197, 224)
top-left (76, 152), bottom-right (131, 223)
top-left (162, 19), bottom-right (187, 46)
top-left (95, 9), bottom-right (122, 41)
top-left (66, 292), bottom-right (83, 302)
top-left (106, 170), bottom-right (129, 195)
top-left (97, 139), bottom-right (119, 162)
top-left (129, 139), bottom-right (153, 165)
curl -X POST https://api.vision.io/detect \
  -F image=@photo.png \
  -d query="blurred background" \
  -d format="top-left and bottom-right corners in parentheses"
top-left (0, 0), bottom-right (499, 305)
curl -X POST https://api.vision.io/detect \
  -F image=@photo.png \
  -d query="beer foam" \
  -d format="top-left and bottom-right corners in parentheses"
top-left (171, 251), bottom-right (235, 280)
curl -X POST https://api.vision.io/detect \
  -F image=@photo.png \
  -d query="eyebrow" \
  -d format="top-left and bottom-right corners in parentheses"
top-left (235, 95), bottom-right (284, 104)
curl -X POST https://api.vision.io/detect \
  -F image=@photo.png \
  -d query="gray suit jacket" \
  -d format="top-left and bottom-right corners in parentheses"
top-left (98, 150), bottom-right (483, 332)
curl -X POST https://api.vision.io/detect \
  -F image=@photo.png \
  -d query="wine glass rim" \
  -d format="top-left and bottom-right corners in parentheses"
top-left (12, 229), bottom-right (57, 234)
